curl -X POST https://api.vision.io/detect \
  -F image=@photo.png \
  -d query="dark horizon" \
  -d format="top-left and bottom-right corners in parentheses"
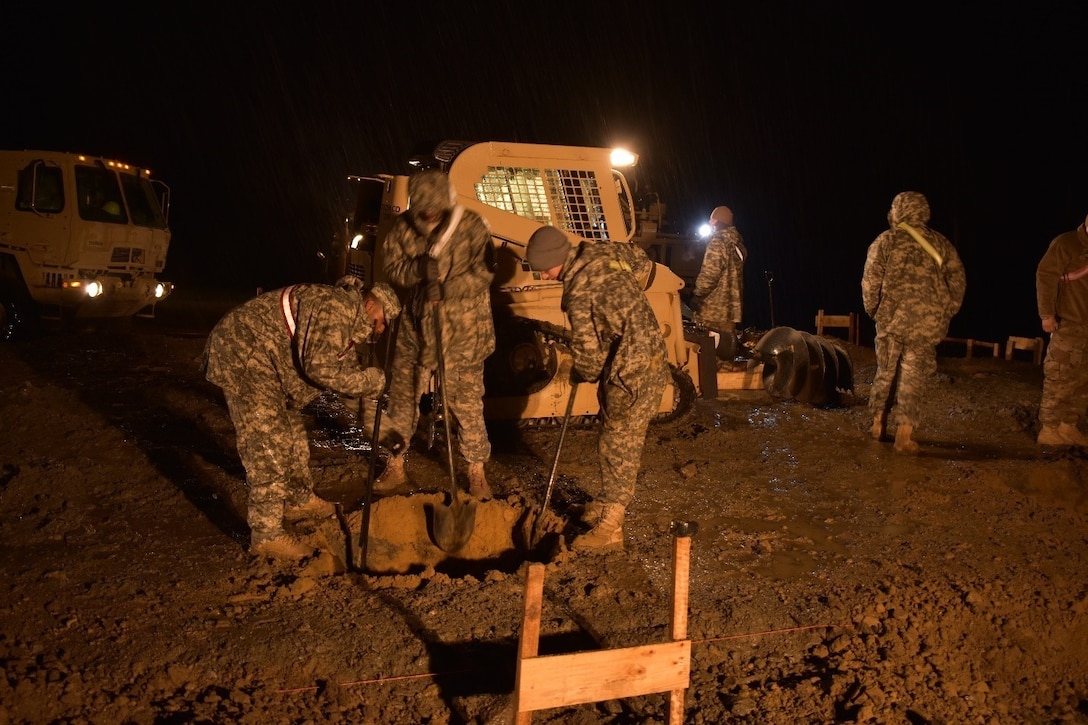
top-left (3, 3), bottom-right (1085, 344)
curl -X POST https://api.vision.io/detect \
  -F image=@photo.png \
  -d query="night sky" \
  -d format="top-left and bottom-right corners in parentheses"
top-left (4, 2), bottom-right (1085, 342)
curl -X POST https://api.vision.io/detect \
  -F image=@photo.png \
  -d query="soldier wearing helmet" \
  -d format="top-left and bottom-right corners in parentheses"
top-left (374, 170), bottom-right (497, 499)
top-left (862, 191), bottom-right (966, 454)
top-left (202, 280), bottom-right (400, 562)
top-left (690, 205), bottom-right (747, 358)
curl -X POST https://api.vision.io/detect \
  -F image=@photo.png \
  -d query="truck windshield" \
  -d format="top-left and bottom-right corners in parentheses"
top-left (75, 164), bottom-right (127, 224)
top-left (120, 174), bottom-right (168, 229)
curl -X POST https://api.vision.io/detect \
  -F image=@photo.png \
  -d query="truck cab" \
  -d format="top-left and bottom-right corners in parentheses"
top-left (0, 150), bottom-right (174, 339)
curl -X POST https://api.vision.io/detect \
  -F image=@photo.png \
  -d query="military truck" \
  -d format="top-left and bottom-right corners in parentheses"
top-left (0, 150), bottom-right (174, 339)
top-left (332, 140), bottom-right (720, 426)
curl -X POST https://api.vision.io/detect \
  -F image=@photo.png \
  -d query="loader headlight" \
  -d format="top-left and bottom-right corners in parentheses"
top-left (610, 148), bottom-right (638, 167)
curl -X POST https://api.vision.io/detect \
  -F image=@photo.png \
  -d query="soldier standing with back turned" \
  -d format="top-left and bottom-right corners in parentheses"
top-left (862, 191), bottom-right (966, 454)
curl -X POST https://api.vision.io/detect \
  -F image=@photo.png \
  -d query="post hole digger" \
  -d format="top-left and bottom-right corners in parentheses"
top-left (429, 287), bottom-right (478, 554)
top-left (525, 378), bottom-right (578, 550)
top-left (356, 313), bottom-right (400, 572)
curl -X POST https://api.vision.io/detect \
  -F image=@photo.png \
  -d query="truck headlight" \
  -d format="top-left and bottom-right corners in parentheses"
top-left (85, 280), bottom-right (105, 298)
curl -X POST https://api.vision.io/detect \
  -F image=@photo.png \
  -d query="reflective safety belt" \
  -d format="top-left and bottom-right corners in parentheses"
top-left (897, 222), bottom-right (943, 267)
top-left (280, 285), bottom-right (298, 337)
top-left (428, 205), bottom-right (465, 280)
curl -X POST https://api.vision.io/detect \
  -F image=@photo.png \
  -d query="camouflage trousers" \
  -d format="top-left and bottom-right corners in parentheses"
top-left (1039, 322), bottom-right (1088, 427)
top-left (595, 362), bottom-right (668, 507)
top-left (868, 333), bottom-right (936, 428)
top-left (223, 383), bottom-right (316, 542)
top-left (382, 317), bottom-right (491, 464)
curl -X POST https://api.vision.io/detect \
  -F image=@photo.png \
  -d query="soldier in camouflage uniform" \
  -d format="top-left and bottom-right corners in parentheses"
top-left (373, 170), bottom-right (497, 498)
top-left (690, 205), bottom-right (746, 358)
top-left (862, 191), bottom-right (966, 453)
top-left (1035, 213), bottom-right (1088, 447)
top-left (203, 279), bottom-right (400, 561)
top-left (525, 226), bottom-right (669, 551)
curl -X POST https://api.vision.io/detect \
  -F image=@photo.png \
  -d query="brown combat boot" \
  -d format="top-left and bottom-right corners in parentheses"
top-left (575, 500), bottom-right (603, 526)
top-left (894, 424), bottom-right (919, 454)
top-left (467, 462), bottom-right (492, 500)
top-left (251, 534), bottom-right (313, 562)
top-left (373, 453), bottom-right (408, 495)
top-left (870, 414), bottom-right (885, 441)
top-left (571, 503), bottom-right (625, 552)
top-left (1037, 425), bottom-right (1067, 446)
top-left (1058, 423), bottom-right (1088, 446)
top-left (284, 494), bottom-right (337, 521)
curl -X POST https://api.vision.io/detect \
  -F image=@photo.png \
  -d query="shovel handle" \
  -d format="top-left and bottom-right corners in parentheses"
top-left (541, 381), bottom-right (577, 512)
top-left (359, 314), bottom-right (400, 570)
top-left (432, 303), bottom-right (459, 499)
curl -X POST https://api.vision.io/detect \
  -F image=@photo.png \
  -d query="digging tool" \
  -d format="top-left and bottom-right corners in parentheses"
top-left (357, 314), bottom-right (400, 571)
top-left (430, 301), bottom-right (477, 553)
top-left (528, 380), bottom-right (577, 549)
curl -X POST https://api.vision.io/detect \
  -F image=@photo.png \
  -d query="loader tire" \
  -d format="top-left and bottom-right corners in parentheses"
top-left (652, 365), bottom-right (696, 425)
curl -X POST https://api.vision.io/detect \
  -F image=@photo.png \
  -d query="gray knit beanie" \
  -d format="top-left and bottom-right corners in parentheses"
top-left (526, 226), bottom-right (571, 271)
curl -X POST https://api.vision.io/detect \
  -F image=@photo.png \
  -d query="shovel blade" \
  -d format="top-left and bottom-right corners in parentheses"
top-left (432, 495), bottom-right (477, 553)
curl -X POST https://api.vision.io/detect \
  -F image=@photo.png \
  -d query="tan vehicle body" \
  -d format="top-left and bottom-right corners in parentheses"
top-left (0, 150), bottom-right (173, 336)
top-left (335, 141), bottom-right (714, 424)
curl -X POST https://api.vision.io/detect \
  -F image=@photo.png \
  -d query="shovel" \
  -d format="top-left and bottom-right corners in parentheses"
top-left (430, 301), bottom-right (477, 553)
top-left (357, 314), bottom-right (399, 572)
top-left (528, 380), bottom-right (577, 548)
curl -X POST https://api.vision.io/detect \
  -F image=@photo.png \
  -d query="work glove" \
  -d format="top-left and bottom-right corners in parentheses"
top-left (379, 430), bottom-right (407, 456)
top-left (688, 294), bottom-right (705, 313)
top-left (418, 256), bottom-right (443, 302)
top-left (418, 256), bottom-right (440, 283)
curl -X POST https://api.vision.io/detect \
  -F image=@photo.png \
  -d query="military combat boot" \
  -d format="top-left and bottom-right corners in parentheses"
top-left (1058, 423), bottom-right (1088, 446)
top-left (870, 414), bottom-right (885, 441)
top-left (894, 424), bottom-right (919, 454)
top-left (575, 500), bottom-right (603, 526)
top-left (372, 453), bottom-right (408, 495)
top-left (467, 462), bottom-right (492, 499)
top-left (251, 533), bottom-right (313, 562)
top-left (1037, 425), bottom-right (1067, 446)
top-left (284, 493), bottom-right (337, 521)
top-left (571, 503), bottom-right (625, 552)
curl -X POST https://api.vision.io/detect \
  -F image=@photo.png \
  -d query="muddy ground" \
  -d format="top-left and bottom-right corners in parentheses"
top-left (1, 306), bottom-right (1087, 724)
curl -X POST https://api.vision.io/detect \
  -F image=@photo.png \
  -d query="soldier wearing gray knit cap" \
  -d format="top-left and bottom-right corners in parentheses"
top-left (525, 225), bottom-right (668, 552)
top-left (525, 226), bottom-right (571, 273)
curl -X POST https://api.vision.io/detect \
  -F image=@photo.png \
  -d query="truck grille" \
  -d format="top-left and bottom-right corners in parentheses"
top-left (110, 247), bottom-right (146, 265)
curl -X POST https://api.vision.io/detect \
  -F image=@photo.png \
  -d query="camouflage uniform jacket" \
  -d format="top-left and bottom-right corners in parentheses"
top-left (1036, 223), bottom-right (1088, 326)
top-left (203, 284), bottom-right (385, 406)
top-left (693, 225), bottom-right (746, 324)
top-left (382, 207), bottom-right (496, 368)
top-left (862, 193), bottom-right (967, 346)
top-left (559, 243), bottom-right (668, 383)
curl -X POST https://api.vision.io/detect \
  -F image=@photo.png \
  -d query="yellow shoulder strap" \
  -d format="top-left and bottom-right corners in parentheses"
top-left (897, 222), bottom-right (943, 267)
